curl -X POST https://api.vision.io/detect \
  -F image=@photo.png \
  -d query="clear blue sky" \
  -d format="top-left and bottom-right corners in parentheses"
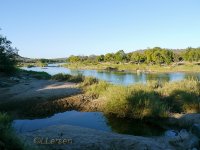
top-left (1, 0), bottom-right (200, 58)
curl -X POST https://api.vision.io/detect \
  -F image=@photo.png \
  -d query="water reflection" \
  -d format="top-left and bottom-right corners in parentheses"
top-left (104, 115), bottom-right (166, 136)
top-left (13, 111), bottom-right (166, 136)
top-left (22, 66), bottom-right (200, 85)
top-left (13, 111), bottom-right (111, 133)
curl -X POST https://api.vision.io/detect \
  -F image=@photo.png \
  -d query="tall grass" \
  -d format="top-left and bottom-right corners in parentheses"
top-left (84, 80), bottom-right (110, 99)
top-left (0, 113), bottom-right (24, 150)
top-left (52, 73), bottom-right (84, 83)
top-left (17, 69), bottom-right (51, 79)
top-left (102, 85), bottom-right (169, 119)
top-left (158, 79), bottom-right (200, 113)
top-left (84, 78), bottom-right (200, 119)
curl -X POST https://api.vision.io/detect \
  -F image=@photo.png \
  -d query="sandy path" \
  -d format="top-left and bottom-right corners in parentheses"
top-left (0, 79), bottom-right (81, 103)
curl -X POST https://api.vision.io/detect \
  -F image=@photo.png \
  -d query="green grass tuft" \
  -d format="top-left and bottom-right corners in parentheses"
top-left (52, 73), bottom-right (84, 83)
top-left (0, 113), bottom-right (24, 150)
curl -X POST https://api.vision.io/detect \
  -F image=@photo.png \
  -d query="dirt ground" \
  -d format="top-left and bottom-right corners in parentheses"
top-left (0, 77), bottom-right (81, 104)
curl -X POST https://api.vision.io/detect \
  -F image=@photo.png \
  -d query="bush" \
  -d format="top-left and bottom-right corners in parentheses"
top-left (103, 85), bottom-right (169, 119)
top-left (85, 81), bottom-right (110, 99)
top-left (159, 79), bottom-right (200, 113)
top-left (81, 76), bottom-right (99, 87)
top-left (52, 73), bottom-right (71, 81)
top-left (0, 34), bottom-right (17, 74)
top-left (19, 69), bottom-right (51, 79)
top-left (0, 113), bottom-right (24, 150)
top-left (52, 73), bottom-right (84, 83)
top-left (68, 74), bottom-right (84, 83)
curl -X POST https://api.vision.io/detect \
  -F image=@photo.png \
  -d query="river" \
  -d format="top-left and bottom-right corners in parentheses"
top-left (21, 65), bottom-right (200, 85)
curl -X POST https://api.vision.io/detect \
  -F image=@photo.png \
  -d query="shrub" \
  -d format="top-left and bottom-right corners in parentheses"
top-left (68, 74), bottom-right (84, 83)
top-left (19, 69), bottom-right (51, 79)
top-left (52, 73), bottom-right (84, 83)
top-left (85, 81), bottom-right (110, 99)
top-left (81, 76), bottom-right (99, 87)
top-left (0, 34), bottom-right (17, 74)
top-left (159, 79), bottom-right (200, 113)
top-left (0, 113), bottom-right (24, 150)
top-left (103, 85), bottom-right (169, 119)
top-left (52, 73), bottom-right (71, 81)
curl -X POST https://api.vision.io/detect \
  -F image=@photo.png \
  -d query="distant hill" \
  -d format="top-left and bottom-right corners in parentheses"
top-left (15, 54), bottom-right (67, 63)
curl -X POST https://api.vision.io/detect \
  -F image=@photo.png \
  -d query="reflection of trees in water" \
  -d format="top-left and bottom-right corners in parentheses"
top-left (104, 115), bottom-right (165, 136)
top-left (146, 73), bottom-right (170, 82)
top-left (98, 71), bottom-right (113, 82)
top-left (132, 73), bottom-right (143, 83)
top-left (68, 70), bottom-right (200, 85)
top-left (70, 69), bottom-right (83, 76)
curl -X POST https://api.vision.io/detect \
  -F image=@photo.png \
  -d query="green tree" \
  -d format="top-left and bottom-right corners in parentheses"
top-left (0, 34), bottom-right (17, 73)
top-left (67, 55), bottom-right (81, 63)
top-left (96, 55), bottom-right (104, 62)
top-left (114, 50), bottom-right (126, 62)
top-left (105, 53), bottom-right (114, 62)
top-left (131, 52), bottom-right (145, 64)
top-left (184, 47), bottom-right (200, 62)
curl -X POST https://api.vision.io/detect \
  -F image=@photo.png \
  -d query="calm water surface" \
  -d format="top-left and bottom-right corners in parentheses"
top-left (22, 66), bottom-right (200, 85)
top-left (13, 110), bottom-right (165, 136)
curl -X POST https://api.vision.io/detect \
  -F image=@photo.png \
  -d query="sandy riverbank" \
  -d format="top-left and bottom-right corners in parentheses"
top-left (0, 76), bottom-right (81, 104)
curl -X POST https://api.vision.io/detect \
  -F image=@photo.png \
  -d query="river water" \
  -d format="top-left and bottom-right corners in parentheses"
top-left (21, 66), bottom-right (200, 85)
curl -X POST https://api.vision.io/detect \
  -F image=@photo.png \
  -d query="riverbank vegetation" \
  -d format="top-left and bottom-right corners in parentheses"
top-left (0, 113), bottom-right (24, 150)
top-left (17, 69), bottom-right (51, 79)
top-left (52, 73), bottom-right (84, 83)
top-left (0, 34), bottom-right (18, 74)
top-left (67, 47), bottom-right (200, 64)
top-left (45, 73), bottom-right (200, 119)
top-left (81, 78), bottom-right (200, 119)
top-left (65, 47), bottom-right (200, 72)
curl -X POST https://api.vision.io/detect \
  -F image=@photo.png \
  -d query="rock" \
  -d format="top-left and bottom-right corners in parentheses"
top-left (17, 125), bottom-right (176, 150)
top-left (178, 114), bottom-right (200, 127)
top-left (0, 81), bottom-right (9, 87)
top-left (168, 129), bottom-right (199, 150)
top-left (191, 124), bottom-right (200, 138)
top-left (9, 77), bottom-right (20, 82)
top-left (21, 76), bottom-right (28, 80)
top-left (165, 130), bottom-right (178, 137)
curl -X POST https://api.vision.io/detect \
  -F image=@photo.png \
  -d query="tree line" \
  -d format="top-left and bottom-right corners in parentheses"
top-left (67, 47), bottom-right (200, 65)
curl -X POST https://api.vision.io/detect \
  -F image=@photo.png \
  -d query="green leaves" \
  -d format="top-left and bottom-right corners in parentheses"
top-left (0, 34), bottom-right (17, 73)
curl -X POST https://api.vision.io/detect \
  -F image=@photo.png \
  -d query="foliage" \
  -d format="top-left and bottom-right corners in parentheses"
top-left (103, 85), bottom-right (168, 119)
top-left (81, 76), bottom-right (99, 86)
top-left (184, 47), bottom-right (200, 62)
top-left (158, 79), bottom-right (200, 113)
top-left (51, 73), bottom-right (72, 81)
top-left (0, 113), bottom-right (24, 150)
top-left (114, 50), bottom-right (127, 62)
top-left (36, 59), bottom-right (48, 67)
top-left (0, 34), bottom-right (18, 73)
top-left (52, 73), bottom-right (84, 83)
top-left (84, 81), bottom-right (110, 99)
top-left (67, 55), bottom-right (81, 63)
top-left (66, 47), bottom-right (200, 66)
top-left (131, 52), bottom-right (145, 64)
top-left (19, 69), bottom-right (51, 79)
top-left (83, 78), bottom-right (200, 119)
